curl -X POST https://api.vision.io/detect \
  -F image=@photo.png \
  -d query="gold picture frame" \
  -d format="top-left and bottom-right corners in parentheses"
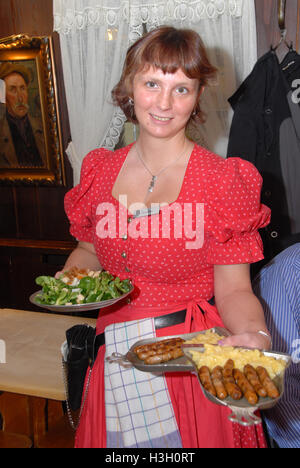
top-left (0, 34), bottom-right (65, 185)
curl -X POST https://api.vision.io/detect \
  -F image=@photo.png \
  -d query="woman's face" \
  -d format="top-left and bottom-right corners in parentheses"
top-left (132, 65), bottom-right (200, 140)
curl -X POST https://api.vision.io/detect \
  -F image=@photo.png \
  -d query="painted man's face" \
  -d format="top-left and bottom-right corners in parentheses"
top-left (4, 72), bottom-right (29, 118)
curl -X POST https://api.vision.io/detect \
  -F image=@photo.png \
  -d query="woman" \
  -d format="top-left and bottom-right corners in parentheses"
top-left (62, 27), bottom-right (271, 448)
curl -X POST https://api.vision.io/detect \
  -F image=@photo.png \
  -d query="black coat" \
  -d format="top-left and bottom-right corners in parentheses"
top-left (227, 49), bottom-right (300, 270)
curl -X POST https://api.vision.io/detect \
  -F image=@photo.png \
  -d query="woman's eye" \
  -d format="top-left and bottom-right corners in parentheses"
top-left (146, 81), bottom-right (158, 88)
top-left (176, 87), bottom-right (188, 94)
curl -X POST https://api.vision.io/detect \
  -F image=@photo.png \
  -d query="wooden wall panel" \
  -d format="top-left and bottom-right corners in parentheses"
top-left (255, 0), bottom-right (300, 59)
top-left (0, 0), bottom-right (54, 37)
top-left (0, 254), bottom-right (12, 307)
top-left (38, 186), bottom-right (71, 240)
top-left (15, 187), bottom-right (40, 238)
top-left (0, 187), bottom-right (17, 237)
top-left (0, 0), bottom-right (15, 37)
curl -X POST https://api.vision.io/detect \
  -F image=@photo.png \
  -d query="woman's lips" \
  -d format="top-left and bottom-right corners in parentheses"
top-left (150, 113), bottom-right (173, 122)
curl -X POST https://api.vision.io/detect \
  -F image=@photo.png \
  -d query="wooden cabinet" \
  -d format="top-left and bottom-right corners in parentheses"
top-left (0, 253), bottom-right (12, 307)
top-left (0, 240), bottom-right (76, 311)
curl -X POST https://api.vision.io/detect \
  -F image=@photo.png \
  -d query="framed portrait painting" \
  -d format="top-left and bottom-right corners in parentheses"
top-left (0, 34), bottom-right (65, 185)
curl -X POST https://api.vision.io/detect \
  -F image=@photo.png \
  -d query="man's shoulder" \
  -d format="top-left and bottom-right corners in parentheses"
top-left (28, 113), bottom-right (44, 132)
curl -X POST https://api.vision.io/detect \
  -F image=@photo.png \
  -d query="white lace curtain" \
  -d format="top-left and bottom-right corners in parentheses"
top-left (53, 0), bottom-right (257, 185)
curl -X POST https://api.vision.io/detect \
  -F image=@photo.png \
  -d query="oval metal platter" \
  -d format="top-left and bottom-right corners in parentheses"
top-left (29, 283), bottom-right (134, 313)
top-left (106, 327), bottom-right (292, 426)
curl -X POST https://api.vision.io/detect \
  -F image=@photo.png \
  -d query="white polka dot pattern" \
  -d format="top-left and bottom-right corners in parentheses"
top-left (64, 144), bottom-right (271, 309)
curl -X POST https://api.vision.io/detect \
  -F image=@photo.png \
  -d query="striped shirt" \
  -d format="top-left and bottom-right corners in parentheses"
top-left (253, 243), bottom-right (300, 448)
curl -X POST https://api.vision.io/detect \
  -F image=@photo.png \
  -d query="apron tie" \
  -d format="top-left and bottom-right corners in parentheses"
top-left (184, 299), bottom-right (225, 334)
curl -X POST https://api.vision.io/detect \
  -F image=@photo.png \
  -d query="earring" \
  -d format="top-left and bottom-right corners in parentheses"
top-left (128, 97), bottom-right (134, 105)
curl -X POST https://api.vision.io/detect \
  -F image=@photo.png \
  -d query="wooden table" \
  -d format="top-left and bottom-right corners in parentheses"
top-left (0, 308), bottom-right (97, 447)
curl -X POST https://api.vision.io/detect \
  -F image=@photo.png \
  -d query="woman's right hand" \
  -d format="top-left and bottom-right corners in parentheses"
top-left (53, 242), bottom-right (101, 280)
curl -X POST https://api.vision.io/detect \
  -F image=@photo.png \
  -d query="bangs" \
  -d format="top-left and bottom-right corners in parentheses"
top-left (142, 40), bottom-right (189, 75)
top-left (137, 29), bottom-right (208, 81)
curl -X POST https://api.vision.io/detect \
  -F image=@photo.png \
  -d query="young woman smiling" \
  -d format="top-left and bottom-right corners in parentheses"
top-left (62, 26), bottom-right (271, 448)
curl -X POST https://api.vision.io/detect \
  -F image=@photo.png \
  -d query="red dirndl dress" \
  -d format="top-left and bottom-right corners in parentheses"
top-left (64, 144), bottom-right (271, 448)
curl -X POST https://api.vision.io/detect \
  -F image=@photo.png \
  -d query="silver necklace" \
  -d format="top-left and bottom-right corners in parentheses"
top-left (135, 140), bottom-right (187, 194)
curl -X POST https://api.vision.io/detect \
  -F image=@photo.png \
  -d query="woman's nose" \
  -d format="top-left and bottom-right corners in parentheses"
top-left (157, 89), bottom-right (172, 110)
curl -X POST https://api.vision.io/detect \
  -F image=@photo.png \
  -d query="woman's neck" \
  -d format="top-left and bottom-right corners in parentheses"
top-left (136, 132), bottom-right (189, 170)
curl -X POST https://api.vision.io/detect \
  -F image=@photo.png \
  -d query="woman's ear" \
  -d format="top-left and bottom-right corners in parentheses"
top-left (198, 85), bottom-right (205, 98)
top-left (191, 86), bottom-right (205, 116)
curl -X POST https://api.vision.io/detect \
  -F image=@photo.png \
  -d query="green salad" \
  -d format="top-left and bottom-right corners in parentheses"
top-left (34, 270), bottom-right (132, 306)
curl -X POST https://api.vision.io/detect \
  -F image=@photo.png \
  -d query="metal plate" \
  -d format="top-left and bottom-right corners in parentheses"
top-left (29, 283), bottom-right (134, 313)
top-left (123, 328), bottom-right (292, 426)
top-left (125, 327), bottom-right (229, 373)
top-left (184, 347), bottom-right (291, 426)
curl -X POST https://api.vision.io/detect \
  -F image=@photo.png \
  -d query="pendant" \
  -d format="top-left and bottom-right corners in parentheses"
top-left (148, 175), bottom-right (157, 193)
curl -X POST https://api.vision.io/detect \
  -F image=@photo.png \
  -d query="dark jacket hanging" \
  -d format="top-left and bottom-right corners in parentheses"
top-left (227, 49), bottom-right (300, 270)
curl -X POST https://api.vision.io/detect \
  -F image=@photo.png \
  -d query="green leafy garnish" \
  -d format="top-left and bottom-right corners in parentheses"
top-left (34, 271), bottom-right (132, 306)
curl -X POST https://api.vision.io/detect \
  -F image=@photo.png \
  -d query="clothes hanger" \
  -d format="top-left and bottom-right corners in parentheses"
top-left (270, 0), bottom-right (299, 78)
top-left (271, 29), bottom-right (294, 53)
top-left (270, 0), bottom-right (293, 52)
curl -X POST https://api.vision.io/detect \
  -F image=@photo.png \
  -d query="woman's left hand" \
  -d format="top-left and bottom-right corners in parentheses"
top-left (218, 332), bottom-right (272, 350)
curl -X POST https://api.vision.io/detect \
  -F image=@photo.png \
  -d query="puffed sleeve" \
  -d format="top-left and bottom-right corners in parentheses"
top-left (64, 148), bottom-right (109, 243)
top-left (205, 157), bottom-right (271, 264)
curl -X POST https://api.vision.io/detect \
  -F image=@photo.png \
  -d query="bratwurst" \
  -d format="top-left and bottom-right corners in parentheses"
top-left (134, 337), bottom-right (185, 364)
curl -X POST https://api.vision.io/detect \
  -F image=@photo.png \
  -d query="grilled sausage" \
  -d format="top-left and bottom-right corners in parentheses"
top-left (222, 360), bottom-right (243, 400)
top-left (211, 366), bottom-right (228, 400)
top-left (199, 366), bottom-right (217, 397)
top-left (256, 366), bottom-right (280, 399)
top-left (134, 337), bottom-right (184, 356)
top-left (233, 368), bottom-right (258, 405)
top-left (136, 343), bottom-right (178, 360)
top-left (244, 364), bottom-right (267, 397)
top-left (144, 346), bottom-right (184, 364)
top-left (223, 359), bottom-right (234, 378)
